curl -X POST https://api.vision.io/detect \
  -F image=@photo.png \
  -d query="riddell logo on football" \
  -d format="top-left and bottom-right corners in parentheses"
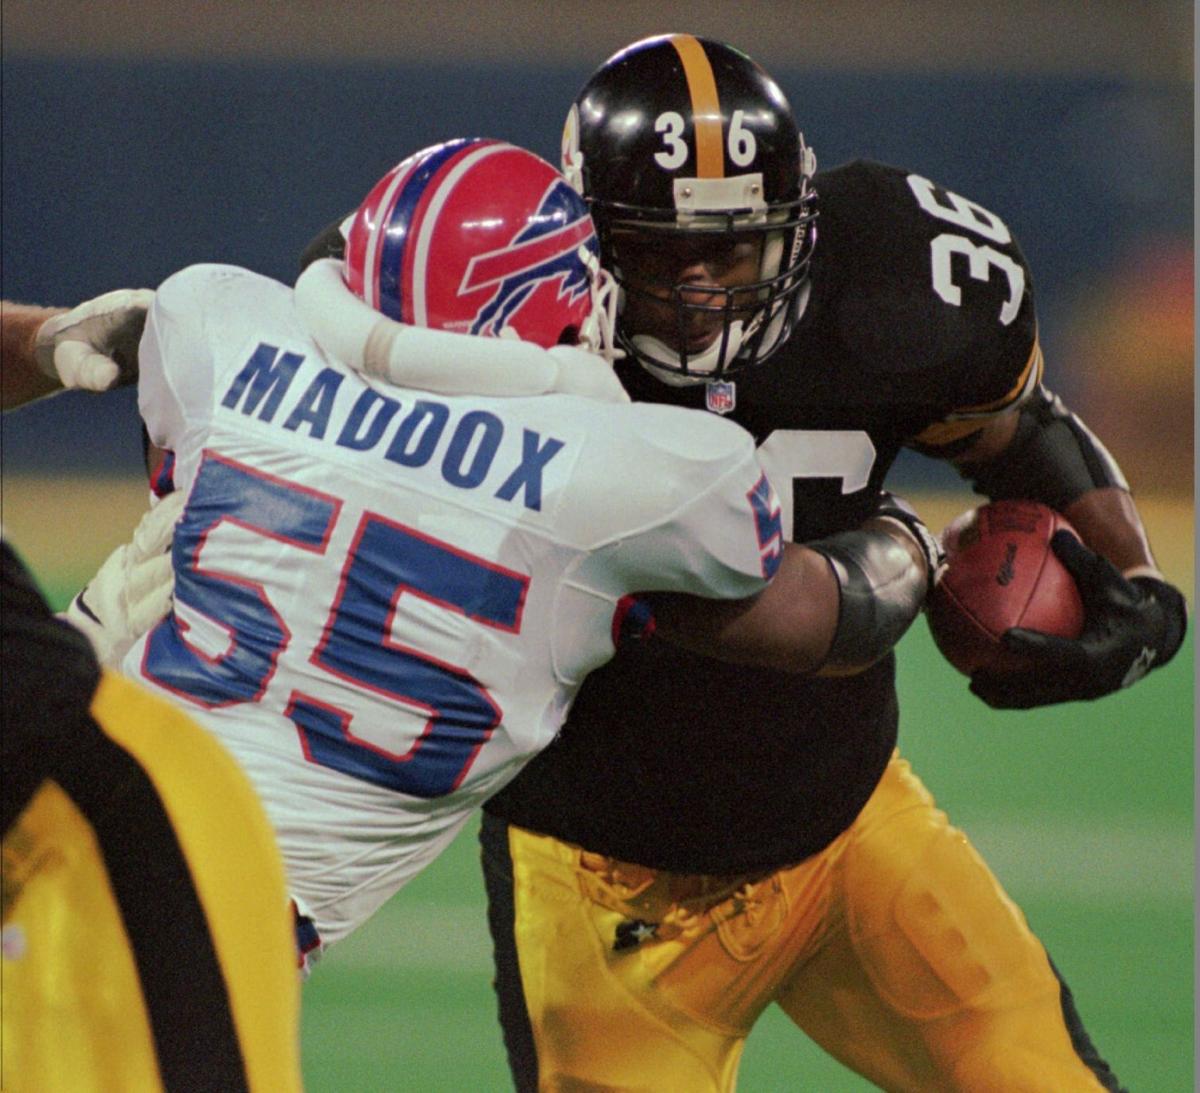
top-left (996, 543), bottom-right (1018, 586)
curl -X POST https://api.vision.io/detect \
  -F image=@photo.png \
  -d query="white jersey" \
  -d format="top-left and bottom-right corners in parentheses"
top-left (126, 264), bottom-right (783, 943)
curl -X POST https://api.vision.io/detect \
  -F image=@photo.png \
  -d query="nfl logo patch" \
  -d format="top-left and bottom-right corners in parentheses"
top-left (706, 382), bottom-right (736, 414)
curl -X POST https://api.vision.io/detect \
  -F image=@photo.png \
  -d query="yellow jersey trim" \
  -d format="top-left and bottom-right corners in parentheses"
top-left (914, 339), bottom-right (1043, 448)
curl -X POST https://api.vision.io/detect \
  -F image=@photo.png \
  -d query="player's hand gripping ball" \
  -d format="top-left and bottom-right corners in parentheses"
top-left (927, 500), bottom-right (1084, 676)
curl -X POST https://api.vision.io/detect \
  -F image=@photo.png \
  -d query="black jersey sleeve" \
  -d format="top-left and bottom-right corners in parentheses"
top-left (2, 539), bottom-right (100, 725)
top-left (813, 160), bottom-right (1039, 448)
top-left (2, 539), bottom-right (102, 830)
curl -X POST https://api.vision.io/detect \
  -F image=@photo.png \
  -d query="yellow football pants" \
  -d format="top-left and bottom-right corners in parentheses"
top-left (1, 671), bottom-right (302, 1093)
top-left (494, 753), bottom-right (1115, 1092)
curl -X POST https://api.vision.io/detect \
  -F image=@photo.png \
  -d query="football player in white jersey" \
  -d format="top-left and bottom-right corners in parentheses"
top-left (92, 139), bottom-right (936, 960)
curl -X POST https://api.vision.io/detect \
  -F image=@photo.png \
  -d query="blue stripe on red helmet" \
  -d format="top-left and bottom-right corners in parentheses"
top-left (378, 139), bottom-right (478, 322)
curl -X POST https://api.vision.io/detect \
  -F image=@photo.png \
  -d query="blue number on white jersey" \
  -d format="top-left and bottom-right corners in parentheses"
top-left (144, 454), bottom-right (341, 705)
top-left (747, 473), bottom-right (784, 578)
top-left (143, 452), bottom-right (529, 799)
top-left (300, 515), bottom-right (527, 797)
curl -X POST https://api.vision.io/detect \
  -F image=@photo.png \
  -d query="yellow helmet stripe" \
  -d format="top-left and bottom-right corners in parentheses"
top-left (668, 34), bottom-right (724, 178)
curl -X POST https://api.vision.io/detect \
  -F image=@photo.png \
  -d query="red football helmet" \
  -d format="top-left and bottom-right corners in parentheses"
top-left (344, 139), bottom-right (606, 351)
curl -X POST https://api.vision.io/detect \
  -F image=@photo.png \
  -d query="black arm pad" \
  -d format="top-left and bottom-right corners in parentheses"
top-left (874, 492), bottom-right (945, 593)
top-left (810, 527), bottom-right (927, 673)
top-left (964, 385), bottom-right (1128, 508)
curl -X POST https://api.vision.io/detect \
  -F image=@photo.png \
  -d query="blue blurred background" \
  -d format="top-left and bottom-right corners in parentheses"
top-left (2, 3), bottom-right (1193, 498)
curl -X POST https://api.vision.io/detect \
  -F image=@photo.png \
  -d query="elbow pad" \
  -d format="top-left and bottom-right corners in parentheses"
top-left (966, 386), bottom-right (1128, 508)
top-left (810, 528), bottom-right (927, 673)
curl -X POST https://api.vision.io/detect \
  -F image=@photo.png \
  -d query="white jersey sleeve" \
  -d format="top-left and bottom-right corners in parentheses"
top-left (139, 263), bottom-right (307, 501)
top-left (548, 403), bottom-right (783, 685)
top-left (565, 404), bottom-right (782, 602)
top-left (139, 265), bottom-right (221, 451)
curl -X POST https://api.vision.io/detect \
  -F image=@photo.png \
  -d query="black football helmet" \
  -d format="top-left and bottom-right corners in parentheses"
top-left (562, 34), bottom-right (818, 384)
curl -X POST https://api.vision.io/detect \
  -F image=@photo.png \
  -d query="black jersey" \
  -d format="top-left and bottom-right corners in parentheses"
top-left (483, 160), bottom-right (1040, 874)
top-left (2, 539), bottom-right (103, 830)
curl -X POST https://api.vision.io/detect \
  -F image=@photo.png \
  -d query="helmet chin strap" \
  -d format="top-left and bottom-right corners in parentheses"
top-left (757, 277), bottom-right (811, 355)
top-left (631, 321), bottom-right (748, 387)
top-left (630, 277), bottom-right (813, 386)
top-left (576, 250), bottom-right (623, 364)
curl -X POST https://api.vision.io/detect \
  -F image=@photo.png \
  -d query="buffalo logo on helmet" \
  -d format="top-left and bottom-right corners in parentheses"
top-left (459, 178), bottom-right (597, 339)
top-left (344, 139), bottom-right (599, 350)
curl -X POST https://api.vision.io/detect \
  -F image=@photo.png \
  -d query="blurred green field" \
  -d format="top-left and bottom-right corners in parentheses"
top-left (11, 483), bottom-right (1193, 1092)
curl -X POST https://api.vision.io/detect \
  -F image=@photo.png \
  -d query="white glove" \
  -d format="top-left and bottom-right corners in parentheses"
top-left (62, 491), bottom-right (185, 666)
top-left (34, 288), bottom-right (155, 391)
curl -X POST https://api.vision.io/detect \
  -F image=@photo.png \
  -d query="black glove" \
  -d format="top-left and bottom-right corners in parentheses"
top-left (969, 531), bottom-right (1187, 709)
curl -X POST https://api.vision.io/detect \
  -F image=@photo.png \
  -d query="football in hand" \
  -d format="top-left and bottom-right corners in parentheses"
top-left (927, 500), bottom-right (1085, 676)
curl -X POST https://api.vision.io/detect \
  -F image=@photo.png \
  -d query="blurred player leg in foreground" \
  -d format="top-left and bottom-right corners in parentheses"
top-left (1, 541), bottom-right (302, 1091)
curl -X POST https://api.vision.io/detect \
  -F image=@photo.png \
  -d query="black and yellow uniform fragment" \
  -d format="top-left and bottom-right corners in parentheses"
top-left (1, 540), bottom-right (301, 1092)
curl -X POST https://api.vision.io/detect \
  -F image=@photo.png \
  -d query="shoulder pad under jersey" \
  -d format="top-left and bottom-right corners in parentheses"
top-left (554, 401), bottom-right (776, 601)
top-left (812, 160), bottom-right (1039, 431)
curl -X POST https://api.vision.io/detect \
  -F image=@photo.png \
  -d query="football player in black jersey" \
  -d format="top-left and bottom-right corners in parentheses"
top-left (472, 34), bottom-right (1187, 1093)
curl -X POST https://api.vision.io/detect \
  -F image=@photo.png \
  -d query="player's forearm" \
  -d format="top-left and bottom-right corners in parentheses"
top-left (957, 386), bottom-right (1132, 515)
top-left (647, 542), bottom-right (838, 674)
top-left (951, 388), bottom-right (1159, 576)
top-left (0, 301), bottom-right (65, 409)
top-left (1062, 486), bottom-right (1158, 577)
top-left (807, 516), bottom-right (933, 676)
top-left (651, 512), bottom-right (934, 676)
